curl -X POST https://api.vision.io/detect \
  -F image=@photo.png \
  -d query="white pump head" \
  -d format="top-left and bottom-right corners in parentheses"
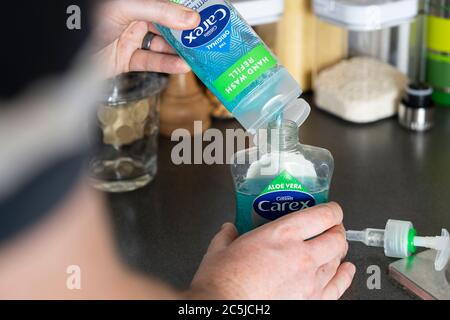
top-left (347, 220), bottom-right (450, 272)
top-left (414, 228), bottom-right (450, 271)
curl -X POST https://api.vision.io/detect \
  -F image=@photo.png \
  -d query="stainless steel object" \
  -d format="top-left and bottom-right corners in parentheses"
top-left (398, 83), bottom-right (434, 131)
top-left (389, 249), bottom-right (450, 300)
top-left (398, 104), bottom-right (434, 131)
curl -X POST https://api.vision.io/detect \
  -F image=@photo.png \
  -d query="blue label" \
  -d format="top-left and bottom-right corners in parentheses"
top-left (181, 4), bottom-right (231, 52)
top-left (253, 190), bottom-right (316, 221)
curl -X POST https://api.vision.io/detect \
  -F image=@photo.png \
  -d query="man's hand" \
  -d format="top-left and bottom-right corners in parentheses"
top-left (94, 0), bottom-right (200, 77)
top-left (189, 202), bottom-right (355, 300)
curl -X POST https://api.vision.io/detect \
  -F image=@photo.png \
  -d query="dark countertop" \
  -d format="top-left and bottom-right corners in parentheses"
top-left (107, 96), bottom-right (450, 300)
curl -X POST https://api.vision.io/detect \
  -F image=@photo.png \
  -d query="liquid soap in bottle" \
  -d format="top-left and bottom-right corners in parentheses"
top-left (231, 114), bottom-right (334, 234)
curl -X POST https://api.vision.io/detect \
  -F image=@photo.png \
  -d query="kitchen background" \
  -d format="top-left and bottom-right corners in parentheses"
top-left (93, 0), bottom-right (450, 300)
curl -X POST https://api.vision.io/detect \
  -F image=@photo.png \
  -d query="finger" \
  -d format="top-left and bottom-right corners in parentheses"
top-left (119, 0), bottom-right (200, 30)
top-left (113, 21), bottom-right (150, 75)
top-left (270, 202), bottom-right (344, 241)
top-left (316, 257), bottom-right (340, 289)
top-left (306, 224), bottom-right (348, 266)
top-left (147, 23), bottom-right (162, 35)
top-left (207, 223), bottom-right (239, 253)
top-left (130, 49), bottom-right (191, 73)
top-left (321, 262), bottom-right (356, 300)
top-left (149, 36), bottom-right (177, 54)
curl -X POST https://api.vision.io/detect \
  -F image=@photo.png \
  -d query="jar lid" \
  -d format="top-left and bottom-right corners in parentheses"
top-left (402, 83), bottom-right (434, 109)
top-left (102, 72), bottom-right (168, 105)
top-left (313, 0), bottom-right (419, 31)
top-left (234, 0), bottom-right (284, 26)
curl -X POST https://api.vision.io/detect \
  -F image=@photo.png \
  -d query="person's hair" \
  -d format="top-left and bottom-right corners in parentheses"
top-left (0, 1), bottom-right (92, 100)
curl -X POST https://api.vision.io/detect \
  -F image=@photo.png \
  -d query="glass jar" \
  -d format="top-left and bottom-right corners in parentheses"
top-left (312, 0), bottom-right (420, 123)
top-left (89, 72), bottom-right (167, 192)
top-left (230, 120), bottom-right (334, 234)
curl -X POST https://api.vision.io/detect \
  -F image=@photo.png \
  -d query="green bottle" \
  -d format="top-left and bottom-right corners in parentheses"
top-left (426, 0), bottom-right (450, 106)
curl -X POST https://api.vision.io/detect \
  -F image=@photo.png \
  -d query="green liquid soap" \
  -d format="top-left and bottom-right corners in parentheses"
top-left (235, 177), bottom-right (330, 234)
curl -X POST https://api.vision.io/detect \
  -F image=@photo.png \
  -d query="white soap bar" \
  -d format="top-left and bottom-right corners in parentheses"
top-left (314, 57), bottom-right (408, 123)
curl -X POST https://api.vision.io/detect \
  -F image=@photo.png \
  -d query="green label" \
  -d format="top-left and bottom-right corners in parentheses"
top-left (261, 170), bottom-right (310, 193)
top-left (213, 44), bottom-right (277, 102)
top-left (252, 171), bottom-right (316, 221)
top-left (427, 52), bottom-right (450, 87)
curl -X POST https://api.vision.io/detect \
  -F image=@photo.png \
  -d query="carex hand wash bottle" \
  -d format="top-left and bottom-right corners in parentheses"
top-left (156, 0), bottom-right (309, 133)
top-left (231, 114), bottom-right (334, 234)
top-left (157, 0), bottom-right (334, 233)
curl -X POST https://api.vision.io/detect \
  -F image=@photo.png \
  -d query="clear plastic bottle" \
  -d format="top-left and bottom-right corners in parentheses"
top-left (156, 0), bottom-right (304, 132)
top-left (230, 119), bottom-right (334, 234)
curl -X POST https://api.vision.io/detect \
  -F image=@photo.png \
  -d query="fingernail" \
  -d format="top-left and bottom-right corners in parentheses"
top-left (221, 222), bottom-right (232, 230)
top-left (183, 10), bottom-right (199, 26)
top-left (349, 263), bottom-right (356, 276)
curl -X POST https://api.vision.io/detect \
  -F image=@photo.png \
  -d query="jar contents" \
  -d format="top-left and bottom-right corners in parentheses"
top-left (89, 72), bottom-right (166, 192)
top-left (313, 0), bottom-right (419, 122)
top-left (315, 57), bottom-right (408, 123)
top-left (98, 99), bottom-right (150, 147)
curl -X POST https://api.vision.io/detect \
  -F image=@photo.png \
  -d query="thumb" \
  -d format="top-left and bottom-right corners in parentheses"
top-left (207, 223), bottom-right (239, 253)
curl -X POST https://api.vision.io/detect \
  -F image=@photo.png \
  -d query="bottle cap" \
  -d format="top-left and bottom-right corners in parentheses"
top-left (384, 219), bottom-right (414, 258)
top-left (251, 98), bottom-right (311, 145)
top-left (282, 98), bottom-right (311, 128)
